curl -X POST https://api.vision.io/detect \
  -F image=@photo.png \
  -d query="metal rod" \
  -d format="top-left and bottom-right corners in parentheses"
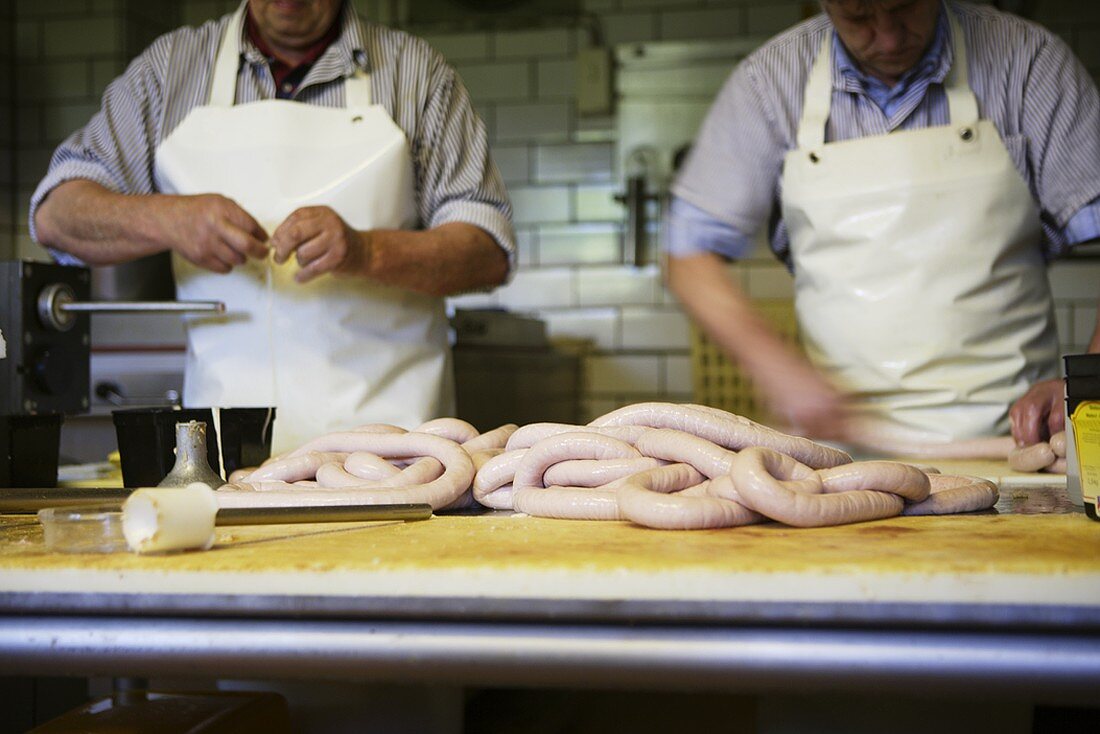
top-left (3, 618), bottom-right (1099, 701)
top-left (37, 282), bottom-right (226, 331)
top-left (215, 504), bottom-right (433, 526)
top-left (1, 490), bottom-right (433, 526)
top-left (0, 488), bottom-right (132, 513)
top-left (60, 300), bottom-right (224, 314)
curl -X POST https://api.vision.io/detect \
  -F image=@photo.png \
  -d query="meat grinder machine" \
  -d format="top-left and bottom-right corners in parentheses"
top-left (0, 260), bottom-right (222, 487)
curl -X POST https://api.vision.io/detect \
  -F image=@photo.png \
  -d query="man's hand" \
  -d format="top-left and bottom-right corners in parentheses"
top-left (270, 206), bottom-right (369, 284)
top-left (1009, 378), bottom-right (1064, 447)
top-left (160, 194), bottom-right (269, 273)
top-left (751, 349), bottom-right (851, 440)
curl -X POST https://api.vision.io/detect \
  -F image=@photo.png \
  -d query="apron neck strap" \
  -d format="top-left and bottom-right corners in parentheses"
top-left (345, 68), bottom-right (372, 107)
top-left (209, 3), bottom-right (373, 108)
top-left (208, 4), bottom-right (245, 107)
top-left (796, 33), bottom-right (833, 152)
top-left (796, 5), bottom-right (978, 151)
top-left (942, 9), bottom-right (978, 127)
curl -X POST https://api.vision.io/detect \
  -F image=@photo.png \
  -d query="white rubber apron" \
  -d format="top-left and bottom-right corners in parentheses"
top-left (154, 6), bottom-right (453, 454)
top-left (780, 10), bottom-right (1059, 442)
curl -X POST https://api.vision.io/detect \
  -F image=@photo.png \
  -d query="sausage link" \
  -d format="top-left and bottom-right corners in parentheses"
top-left (415, 417), bottom-right (481, 444)
top-left (462, 424), bottom-right (518, 453)
top-left (244, 452), bottom-right (349, 483)
top-left (513, 433), bottom-right (640, 489)
top-left (513, 487), bottom-right (622, 520)
top-left (472, 449), bottom-right (527, 505)
top-left (617, 464), bottom-right (760, 530)
top-left (543, 457), bottom-right (662, 488)
top-left (633, 428), bottom-right (739, 478)
top-left (590, 402), bottom-right (851, 469)
top-left (901, 474), bottom-right (998, 515)
top-left (816, 461), bottom-right (931, 502)
top-left (505, 423), bottom-right (652, 451)
top-left (1008, 442), bottom-right (1057, 473)
top-left (1049, 431), bottom-right (1067, 458)
top-left (729, 447), bottom-right (904, 527)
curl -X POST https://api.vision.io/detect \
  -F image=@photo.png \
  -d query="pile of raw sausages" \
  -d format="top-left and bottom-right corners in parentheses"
top-left (218, 402), bottom-right (1017, 529)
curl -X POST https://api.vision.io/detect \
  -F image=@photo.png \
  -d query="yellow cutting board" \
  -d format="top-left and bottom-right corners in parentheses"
top-left (1, 508), bottom-right (1097, 609)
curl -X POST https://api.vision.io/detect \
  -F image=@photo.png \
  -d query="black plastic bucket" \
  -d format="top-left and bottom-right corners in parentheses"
top-left (111, 407), bottom-right (275, 488)
top-left (0, 414), bottom-right (63, 488)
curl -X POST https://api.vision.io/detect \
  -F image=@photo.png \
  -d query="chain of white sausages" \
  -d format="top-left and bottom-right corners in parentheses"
top-left (472, 405), bottom-right (997, 527)
top-left (216, 403), bottom-right (1000, 525)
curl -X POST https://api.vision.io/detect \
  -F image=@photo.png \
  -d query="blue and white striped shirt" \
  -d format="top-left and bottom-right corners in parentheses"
top-left (667, 0), bottom-right (1100, 267)
top-left (30, 0), bottom-right (516, 266)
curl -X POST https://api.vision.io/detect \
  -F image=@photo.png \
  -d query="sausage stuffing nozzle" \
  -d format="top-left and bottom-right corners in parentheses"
top-left (120, 483), bottom-right (433, 554)
top-left (122, 482), bottom-right (219, 553)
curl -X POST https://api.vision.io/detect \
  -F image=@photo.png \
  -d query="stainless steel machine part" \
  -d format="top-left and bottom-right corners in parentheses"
top-left (157, 421), bottom-right (224, 490)
top-left (36, 281), bottom-right (223, 332)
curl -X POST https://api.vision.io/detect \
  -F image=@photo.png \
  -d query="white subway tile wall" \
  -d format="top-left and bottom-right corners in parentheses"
top-left (620, 307), bottom-right (690, 350)
top-left (9, 0), bottom-right (184, 260)
top-left (2, 0), bottom-right (1097, 420)
top-left (542, 308), bottom-right (619, 350)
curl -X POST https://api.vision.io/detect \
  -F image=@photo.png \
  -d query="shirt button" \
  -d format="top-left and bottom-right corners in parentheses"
top-left (281, 82), bottom-right (293, 93)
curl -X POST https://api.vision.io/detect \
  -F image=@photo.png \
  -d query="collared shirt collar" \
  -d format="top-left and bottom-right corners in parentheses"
top-left (830, 1), bottom-right (952, 110)
top-left (237, 0), bottom-right (370, 87)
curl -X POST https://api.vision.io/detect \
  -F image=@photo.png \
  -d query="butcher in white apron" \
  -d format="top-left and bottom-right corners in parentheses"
top-left (781, 6), bottom-right (1060, 444)
top-left (31, 0), bottom-right (514, 458)
top-left (155, 4), bottom-right (449, 454)
top-left (666, 0), bottom-right (1100, 449)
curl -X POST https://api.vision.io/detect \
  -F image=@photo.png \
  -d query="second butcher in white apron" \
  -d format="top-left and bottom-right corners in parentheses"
top-left (780, 8), bottom-right (1060, 444)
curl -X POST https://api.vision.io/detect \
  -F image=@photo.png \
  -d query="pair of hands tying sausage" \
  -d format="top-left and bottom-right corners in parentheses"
top-left (172, 194), bottom-right (368, 283)
top-left (35, 179), bottom-right (508, 298)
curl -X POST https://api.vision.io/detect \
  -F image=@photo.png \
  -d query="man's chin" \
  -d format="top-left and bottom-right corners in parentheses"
top-left (863, 63), bottom-right (911, 84)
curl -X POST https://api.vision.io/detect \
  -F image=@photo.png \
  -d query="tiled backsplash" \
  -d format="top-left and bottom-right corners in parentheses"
top-left (4, 0), bottom-right (1098, 423)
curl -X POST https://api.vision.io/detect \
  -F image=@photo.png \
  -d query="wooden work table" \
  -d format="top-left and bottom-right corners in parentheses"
top-left (0, 459), bottom-right (1098, 703)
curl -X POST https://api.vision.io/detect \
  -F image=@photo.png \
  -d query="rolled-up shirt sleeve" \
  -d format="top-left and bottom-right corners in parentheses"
top-left (665, 196), bottom-right (756, 259)
top-left (416, 58), bottom-right (516, 275)
top-left (28, 44), bottom-right (165, 247)
top-left (1066, 199), bottom-right (1100, 244)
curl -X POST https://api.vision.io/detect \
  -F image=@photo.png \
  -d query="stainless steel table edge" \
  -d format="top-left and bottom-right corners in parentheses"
top-left (2, 591), bottom-right (1100, 629)
top-left (0, 615), bottom-right (1097, 703)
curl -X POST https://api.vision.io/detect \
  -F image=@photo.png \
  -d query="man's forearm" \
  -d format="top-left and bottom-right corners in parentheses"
top-left (667, 252), bottom-right (798, 375)
top-left (359, 222), bottom-right (509, 297)
top-left (34, 180), bottom-right (172, 265)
